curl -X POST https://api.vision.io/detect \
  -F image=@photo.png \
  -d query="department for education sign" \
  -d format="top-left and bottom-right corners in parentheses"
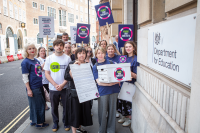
top-left (147, 13), bottom-right (196, 86)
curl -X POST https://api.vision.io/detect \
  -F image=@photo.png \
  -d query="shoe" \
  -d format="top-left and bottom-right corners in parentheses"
top-left (52, 123), bottom-right (59, 132)
top-left (30, 122), bottom-right (36, 126)
top-left (116, 112), bottom-right (120, 118)
top-left (35, 123), bottom-right (49, 128)
top-left (76, 128), bottom-right (88, 133)
top-left (118, 116), bottom-right (126, 123)
top-left (64, 125), bottom-right (70, 131)
top-left (122, 119), bottom-right (131, 127)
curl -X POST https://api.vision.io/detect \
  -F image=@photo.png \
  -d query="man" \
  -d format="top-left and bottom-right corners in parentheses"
top-left (44, 39), bottom-right (71, 132)
top-left (113, 35), bottom-right (119, 51)
top-left (62, 32), bottom-right (71, 44)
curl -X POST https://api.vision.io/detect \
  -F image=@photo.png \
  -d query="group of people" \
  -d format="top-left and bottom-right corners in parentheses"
top-left (21, 32), bottom-right (139, 133)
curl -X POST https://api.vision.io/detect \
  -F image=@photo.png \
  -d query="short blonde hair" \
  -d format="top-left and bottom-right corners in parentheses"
top-left (22, 43), bottom-right (37, 58)
top-left (95, 47), bottom-right (106, 58)
top-left (86, 46), bottom-right (94, 57)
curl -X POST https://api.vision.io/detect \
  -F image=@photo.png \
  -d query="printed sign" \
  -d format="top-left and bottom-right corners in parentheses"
top-left (114, 67), bottom-right (125, 81)
top-left (39, 16), bottom-right (55, 38)
top-left (148, 13), bottom-right (196, 86)
top-left (95, 2), bottom-right (114, 26)
top-left (70, 26), bottom-right (77, 44)
top-left (118, 24), bottom-right (134, 47)
top-left (76, 23), bottom-right (90, 44)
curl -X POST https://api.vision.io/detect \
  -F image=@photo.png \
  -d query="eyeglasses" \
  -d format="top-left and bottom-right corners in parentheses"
top-left (87, 51), bottom-right (92, 53)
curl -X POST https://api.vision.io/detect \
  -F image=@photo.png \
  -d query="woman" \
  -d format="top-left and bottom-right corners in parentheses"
top-left (85, 46), bottom-right (96, 67)
top-left (117, 41), bottom-right (139, 127)
top-left (99, 40), bottom-right (107, 52)
top-left (37, 47), bottom-right (50, 110)
top-left (21, 43), bottom-right (49, 128)
top-left (72, 43), bottom-right (76, 49)
top-left (64, 43), bottom-right (75, 61)
top-left (93, 47), bottom-right (120, 133)
top-left (64, 47), bottom-right (93, 133)
top-left (106, 44), bottom-right (121, 63)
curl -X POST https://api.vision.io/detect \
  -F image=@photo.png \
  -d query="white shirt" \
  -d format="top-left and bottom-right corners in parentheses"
top-left (44, 54), bottom-right (71, 91)
top-left (37, 57), bottom-right (49, 84)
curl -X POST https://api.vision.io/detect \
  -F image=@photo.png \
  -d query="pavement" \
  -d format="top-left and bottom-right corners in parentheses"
top-left (15, 101), bottom-right (132, 133)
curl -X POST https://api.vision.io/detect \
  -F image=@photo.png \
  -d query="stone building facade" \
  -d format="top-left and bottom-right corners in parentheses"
top-left (0, 0), bottom-right (96, 56)
top-left (103, 0), bottom-right (200, 132)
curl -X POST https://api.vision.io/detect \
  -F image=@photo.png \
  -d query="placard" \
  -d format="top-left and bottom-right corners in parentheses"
top-left (148, 13), bottom-right (196, 86)
top-left (76, 23), bottom-right (90, 44)
top-left (95, 2), bottom-right (114, 26)
top-left (70, 26), bottom-right (77, 44)
top-left (39, 16), bottom-right (55, 38)
top-left (70, 63), bottom-right (100, 103)
top-left (118, 24), bottom-right (134, 47)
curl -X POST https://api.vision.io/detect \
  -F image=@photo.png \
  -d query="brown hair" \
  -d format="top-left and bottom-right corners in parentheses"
top-left (99, 40), bottom-right (107, 47)
top-left (106, 44), bottom-right (121, 55)
top-left (62, 32), bottom-right (68, 37)
top-left (53, 39), bottom-right (65, 47)
top-left (37, 47), bottom-right (46, 58)
top-left (75, 47), bottom-right (87, 60)
top-left (124, 41), bottom-right (137, 57)
top-left (86, 46), bottom-right (94, 57)
top-left (95, 47), bottom-right (106, 58)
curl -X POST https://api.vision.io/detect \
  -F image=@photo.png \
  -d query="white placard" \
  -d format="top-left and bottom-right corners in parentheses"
top-left (70, 63), bottom-right (100, 103)
top-left (70, 26), bottom-right (77, 44)
top-left (148, 13), bottom-right (196, 86)
top-left (118, 82), bottom-right (136, 102)
top-left (39, 16), bottom-right (55, 38)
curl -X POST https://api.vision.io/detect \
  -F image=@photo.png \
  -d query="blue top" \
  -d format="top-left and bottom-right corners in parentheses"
top-left (105, 54), bottom-right (120, 64)
top-left (126, 55), bottom-right (139, 84)
top-left (21, 58), bottom-right (43, 90)
top-left (93, 59), bottom-right (120, 96)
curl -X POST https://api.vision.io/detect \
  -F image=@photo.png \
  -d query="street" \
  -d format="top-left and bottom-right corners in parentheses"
top-left (0, 60), bottom-right (29, 133)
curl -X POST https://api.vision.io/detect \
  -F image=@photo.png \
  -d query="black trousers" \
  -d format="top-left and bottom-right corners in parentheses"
top-left (49, 89), bottom-right (67, 124)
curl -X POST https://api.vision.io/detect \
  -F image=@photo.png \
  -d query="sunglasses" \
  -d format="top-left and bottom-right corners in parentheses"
top-left (87, 51), bottom-right (92, 53)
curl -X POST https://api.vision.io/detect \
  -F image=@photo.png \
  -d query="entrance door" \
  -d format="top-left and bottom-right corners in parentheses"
top-left (0, 36), bottom-right (2, 56)
top-left (14, 34), bottom-right (18, 54)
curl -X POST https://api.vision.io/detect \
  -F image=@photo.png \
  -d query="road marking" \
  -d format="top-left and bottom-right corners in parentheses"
top-left (0, 73), bottom-right (4, 76)
top-left (4, 109), bottom-right (30, 133)
top-left (0, 106), bottom-right (29, 133)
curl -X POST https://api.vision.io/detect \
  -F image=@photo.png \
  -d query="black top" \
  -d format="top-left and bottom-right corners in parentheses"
top-left (91, 58), bottom-right (96, 66)
top-left (70, 54), bottom-right (75, 61)
top-left (64, 61), bottom-right (76, 89)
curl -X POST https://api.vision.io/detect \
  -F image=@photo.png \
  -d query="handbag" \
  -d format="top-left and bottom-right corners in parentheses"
top-left (70, 89), bottom-right (78, 98)
top-left (43, 87), bottom-right (50, 102)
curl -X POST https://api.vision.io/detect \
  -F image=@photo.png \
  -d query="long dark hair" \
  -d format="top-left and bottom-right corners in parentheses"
top-left (124, 41), bottom-right (137, 58)
top-left (37, 47), bottom-right (46, 58)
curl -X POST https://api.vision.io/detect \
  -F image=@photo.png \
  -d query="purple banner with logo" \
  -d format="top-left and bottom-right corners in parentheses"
top-left (95, 2), bottom-right (114, 27)
top-left (118, 24), bottom-right (134, 47)
top-left (76, 23), bottom-right (90, 44)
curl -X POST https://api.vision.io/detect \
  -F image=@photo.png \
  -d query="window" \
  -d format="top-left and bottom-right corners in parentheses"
top-left (85, 0), bottom-right (87, 4)
top-left (68, 13), bottom-right (74, 23)
top-left (93, 27), bottom-right (95, 32)
top-left (80, 0), bottom-right (82, 2)
top-left (3, 0), bottom-right (8, 16)
top-left (0, 23), bottom-right (2, 29)
top-left (59, 10), bottom-right (66, 26)
top-left (9, 2), bottom-right (13, 18)
top-left (23, 10), bottom-right (26, 22)
top-left (32, 2), bottom-right (37, 8)
top-left (76, 5), bottom-right (78, 11)
top-left (40, 4), bottom-right (44, 11)
top-left (85, 8), bottom-right (87, 14)
top-left (37, 33), bottom-right (43, 44)
top-left (19, 8), bottom-right (22, 21)
top-left (80, 15), bottom-right (83, 22)
top-left (33, 18), bottom-right (38, 24)
top-left (58, 0), bottom-right (66, 5)
top-left (80, 6), bottom-right (83, 12)
top-left (48, 7), bottom-right (56, 19)
top-left (76, 15), bottom-right (78, 19)
top-left (92, 10), bottom-right (94, 15)
top-left (85, 17), bottom-right (88, 23)
top-left (14, 5), bottom-right (18, 20)
top-left (24, 29), bottom-right (27, 36)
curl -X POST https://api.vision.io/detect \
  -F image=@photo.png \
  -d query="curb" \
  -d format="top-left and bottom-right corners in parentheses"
top-left (14, 118), bottom-right (30, 133)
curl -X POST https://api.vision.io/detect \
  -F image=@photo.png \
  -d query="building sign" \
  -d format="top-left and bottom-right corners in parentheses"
top-left (39, 16), bottom-right (55, 38)
top-left (118, 24), bottom-right (134, 47)
top-left (148, 13), bottom-right (196, 86)
top-left (95, 2), bottom-right (114, 26)
top-left (70, 26), bottom-right (77, 44)
top-left (76, 23), bottom-right (90, 44)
